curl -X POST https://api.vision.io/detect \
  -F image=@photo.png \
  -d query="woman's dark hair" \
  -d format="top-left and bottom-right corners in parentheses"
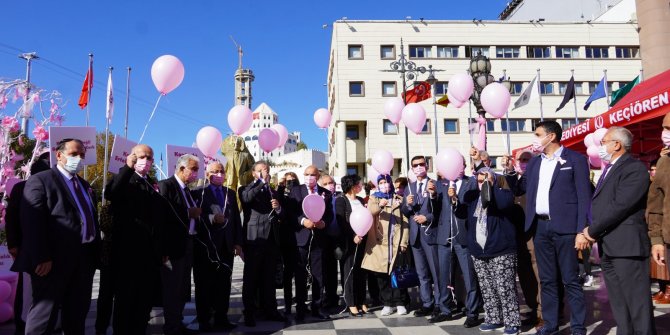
top-left (340, 174), bottom-right (361, 194)
top-left (394, 177), bottom-right (408, 189)
top-left (284, 171), bottom-right (298, 180)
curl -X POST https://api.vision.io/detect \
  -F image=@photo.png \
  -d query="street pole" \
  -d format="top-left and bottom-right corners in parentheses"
top-left (18, 52), bottom-right (38, 135)
top-left (102, 66), bottom-right (113, 204)
top-left (572, 69), bottom-right (579, 124)
top-left (124, 67), bottom-right (131, 138)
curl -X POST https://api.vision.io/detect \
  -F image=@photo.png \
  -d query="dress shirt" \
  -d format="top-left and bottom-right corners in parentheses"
top-left (57, 165), bottom-right (95, 243)
top-left (535, 146), bottom-right (564, 216)
top-left (175, 176), bottom-right (197, 235)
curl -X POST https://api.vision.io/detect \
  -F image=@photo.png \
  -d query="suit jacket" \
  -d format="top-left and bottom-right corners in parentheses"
top-left (14, 167), bottom-right (101, 274)
top-left (157, 176), bottom-right (192, 259)
top-left (648, 155), bottom-right (670, 246)
top-left (5, 180), bottom-right (26, 251)
top-left (193, 185), bottom-right (243, 256)
top-left (401, 179), bottom-right (438, 246)
top-left (277, 185), bottom-right (298, 247)
top-left (518, 147), bottom-right (592, 233)
top-left (290, 184), bottom-right (334, 247)
top-left (240, 179), bottom-right (280, 245)
top-left (435, 176), bottom-right (477, 246)
top-left (588, 153), bottom-right (650, 257)
top-left (335, 195), bottom-right (365, 255)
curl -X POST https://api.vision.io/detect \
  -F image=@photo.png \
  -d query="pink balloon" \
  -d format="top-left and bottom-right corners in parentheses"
top-left (258, 128), bottom-right (279, 153)
top-left (384, 97), bottom-right (405, 124)
top-left (584, 133), bottom-right (596, 148)
top-left (196, 126), bottom-right (223, 157)
top-left (407, 169), bottom-right (417, 183)
top-left (435, 148), bottom-right (465, 181)
top-left (0, 302), bottom-right (11, 323)
top-left (227, 105), bottom-right (253, 135)
top-left (448, 73), bottom-right (475, 102)
top-left (302, 194), bottom-right (326, 222)
top-left (372, 150), bottom-right (394, 175)
top-left (589, 155), bottom-right (603, 168)
top-left (314, 108), bottom-right (331, 129)
top-left (0, 281), bottom-right (10, 302)
top-left (151, 55), bottom-right (185, 95)
top-left (447, 91), bottom-right (466, 108)
top-left (350, 207), bottom-right (373, 236)
top-left (271, 124), bottom-right (289, 148)
top-left (401, 103), bottom-right (427, 134)
top-left (367, 166), bottom-right (380, 186)
top-left (481, 82), bottom-right (511, 119)
top-left (586, 145), bottom-right (600, 159)
top-left (593, 128), bottom-right (609, 144)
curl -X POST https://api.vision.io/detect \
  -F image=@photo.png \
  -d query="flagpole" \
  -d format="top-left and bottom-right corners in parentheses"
top-left (505, 109), bottom-right (511, 155)
top-left (102, 67), bottom-right (113, 204)
top-left (572, 69), bottom-right (579, 124)
top-left (468, 99), bottom-right (474, 147)
top-left (86, 54), bottom-right (93, 127)
top-left (603, 69), bottom-right (609, 105)
top-left (124, 66), bottom-right (131, 138)
top-left (640, 68), bottom-right (644, 82)
top-left (537, 68), bottom-right (544, 121)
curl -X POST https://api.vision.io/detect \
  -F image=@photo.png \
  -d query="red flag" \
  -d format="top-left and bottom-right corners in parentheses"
top-left (402, 81), bottom-right (431, 103)
top-left (78, 68), bottom-right (93, 109)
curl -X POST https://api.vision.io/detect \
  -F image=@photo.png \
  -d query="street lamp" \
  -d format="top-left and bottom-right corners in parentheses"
top-left (425, 65), bottom-right (443, 154)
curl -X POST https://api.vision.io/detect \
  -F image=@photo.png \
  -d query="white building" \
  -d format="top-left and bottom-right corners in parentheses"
top-left (241, 102), bottom-right (301, 162)
top-left (499, 0), bottom-right (628, 21)
top-left (325, 16), bottom-right (641, 179)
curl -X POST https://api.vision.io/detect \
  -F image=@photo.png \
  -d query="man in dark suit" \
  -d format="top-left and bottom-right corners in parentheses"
top-left (318, 174), bottom-right (341, 310)
top-left (103, 144), bottom-right (163, 334)
top-left (277, 172), bottom-right (300, 315)
top-left (291, 165), bottom-right (334, 321)
top-left (240, 161), bottom-right (286, 326)
top-left (16, 138), bottom-right (100, 335)
top-left (192, 160), bottom-right (243, 331)
top-left (516, 121), bottom-right (591, 335)
top-left (583, 127), bottom-right (655, 334)
top-left (434, 157), bottom-right (481, 327)
top-left (401, 156), bottom-right (440, 318)
top-left (158, 154), bottom-right (201, 335)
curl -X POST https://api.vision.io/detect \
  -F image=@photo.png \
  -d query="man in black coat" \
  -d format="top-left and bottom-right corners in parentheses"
top-left (583, 127), bottom-right (655, 334)
top-left (291, 165), bottom-right (334, 321)
top-left (103, 144), bottom-right (163, 334)
top-left (158, 154), bottom-right (201, 335)
top-left (240, 161), bottom-right (286, 326)
top-left (16, 138), bottom-right (100, 335)
top-left (191, 160), bottom-right (243, 331)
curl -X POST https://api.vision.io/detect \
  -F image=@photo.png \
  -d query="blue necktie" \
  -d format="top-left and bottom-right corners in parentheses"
top-left (215, 187), bottom-right (225, 208)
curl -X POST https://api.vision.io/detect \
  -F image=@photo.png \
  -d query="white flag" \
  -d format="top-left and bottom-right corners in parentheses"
top-left (513, 75), bottom-right (539, 110)
top-left (106, 72), bottom-right (114, 123)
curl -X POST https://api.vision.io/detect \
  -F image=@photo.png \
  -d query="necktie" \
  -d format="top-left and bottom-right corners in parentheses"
top-left (417, 182), bottom-right (424, 204)
top-left (183, 186), bottom-right (195, 208)
top-left (593, 164), bottom-right (612, 195)
top-left (72, 177), bottom-right (95, 240)
top-left (215, 187), bottom-right (225, 208)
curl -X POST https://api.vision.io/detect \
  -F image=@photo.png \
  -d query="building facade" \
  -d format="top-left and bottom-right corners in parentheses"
top-left (241, 102), bottom-right (301, 162)
top-left (325, 18), bottom-right (641, 179)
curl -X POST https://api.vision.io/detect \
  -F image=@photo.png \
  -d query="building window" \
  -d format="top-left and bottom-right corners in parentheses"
top-left (495, 46), bottom-right (520, 58)
top-left (380, 45), bottom-right (395, 59)
top-left (382, 81), bottom-right (397, 97)
top-left (588, 81), bottom-right (614, 94)
top-left (347, 165), bottom-right (359, 176)
top-left (531, 119), bottom-right (557, 130)
top-left (383, 119), bottom-right (398, 135)
top-left (436, 46), bottom-right (459, 58)
top-left (349, 81), bottom-right (364, 96)
top-left (586, 46), bottom-right (609, 59)
top-left (540, 82), bottom-right (555, 95)
top-left (252, 135), bottom-right (258, 140)
top-left (510, 82), bottom-right (524, 95)
top-left (346, 125), bottom-right (360, 140)
top-left (409, 46), bottom-right (432, 58)
top-left (425, 156), bottom-right (434, 173)
top-left (501, 119), bottom-right (527, 132)
top-left (487, 120), bottom-right (495, 132)
top-left (348, 45), bottom-right (363, 59)
top-left (556, 46), bottom-right (580, 58)
top-left (615, 46), bottom-right (640, 59)
top-left (466, 46), bottom-right (490, 57)
top-left (443, 119), bottom-right (459, 133)
top-left (558, 82), bottom-right (584, 95)
top-left (561, 118), bottom-right (588, 129)
top-left (419, 119), bottom-right (432, 134)
top-left (527, 46), bottom-right (551, 58)
top-left (434, 81), bottom-right (448, 95)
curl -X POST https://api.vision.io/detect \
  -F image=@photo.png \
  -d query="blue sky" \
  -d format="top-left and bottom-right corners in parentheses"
top-left (0, 0), bottom-right (507, 156)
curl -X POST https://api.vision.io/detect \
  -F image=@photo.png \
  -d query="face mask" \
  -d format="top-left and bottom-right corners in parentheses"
top-left (134, 158), bottom-right (151, 175)
top-left (598, 143), bottom-right (613, 162)
top-left (324, 183), bottom-right (335, 193)
top-left (378, 183), bottom-right (389, 194)
top-left (396, 188), bottom-right (404, 196)
top-left (514, 162), bottom-right (527, 174)
top-left (286, 180), bottom-right (297, 189)
top-left (531, 135), bottom-right (550, 153)
top-left (662, 129), bottom-right (670, 147)
top-left (413, 165), bottom-right (427, 177)
top-left (305, 175), bottom-right (317, 187)
top-left (63, 155), bottom-right (83, 174)
top-left (210, 173), bottom-right (224, 186)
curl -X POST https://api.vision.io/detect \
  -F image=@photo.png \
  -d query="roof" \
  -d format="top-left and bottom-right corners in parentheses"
top-left (252, 102), bottom-right (277, 115)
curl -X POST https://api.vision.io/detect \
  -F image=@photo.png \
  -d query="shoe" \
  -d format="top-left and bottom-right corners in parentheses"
top-left (213, 321), bottom-right (237, 331)
top-left (198, 322), bottom-right (213, 332)
top-left (348, 310), bottom-right (363, 317)
top-left (284, 306), bottom-right (292, 316)
top-left (653, 290), bottom-right (665, 301)
top-left (582, 275), bottom-right (594, 287)
top-left (535, 326), bottom-right (558, 335)
top-left (295, 309), bottom-right (305, 322)
top-left (381, 306), bottom-right (395, 316)
top-left (463, 316), bottom-right (480, 328)
top-left (534, 317), bottom-right (545, 330)
top-left (431, 308), bottom-right (441, 318)
top-left (265, 310), bottom-right (287, 322)
top-left (312, 310), bottom-right (331, 320)
top-left (504, 326), bottom-right (520, 334)
top-left (428, 313), bottom-right (454, 323)
top-left (479, 323), bottom-right (504, 332)
top-left (396, 306), bottom-right (408, 315)
top-left (244, 315), bottom-right (256, 327)
top-left (413, 306), bottom-right (433, 317)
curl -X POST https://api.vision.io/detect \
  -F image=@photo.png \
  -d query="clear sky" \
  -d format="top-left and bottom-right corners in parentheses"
top-left (0, 0), bottom-right (508, 158)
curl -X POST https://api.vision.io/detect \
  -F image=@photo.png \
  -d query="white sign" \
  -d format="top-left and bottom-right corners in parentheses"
top-left (0, 246), bottom-right (13, 271)
top-left (166, 144), bottom-right (225, 179)
top-left (48, 127), bottom-right (97, 166)
top-left (108, 136), bottom-right (137, 174)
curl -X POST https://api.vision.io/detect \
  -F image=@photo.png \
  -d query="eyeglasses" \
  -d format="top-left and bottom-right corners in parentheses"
top-left (412, 163), bottom-right (426, 168)
top-left (600, 139), bottom-right (618, 146)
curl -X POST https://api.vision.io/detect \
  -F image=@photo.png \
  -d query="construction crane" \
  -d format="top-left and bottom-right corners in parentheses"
top-left (230, 36), bottom-right (243, 69)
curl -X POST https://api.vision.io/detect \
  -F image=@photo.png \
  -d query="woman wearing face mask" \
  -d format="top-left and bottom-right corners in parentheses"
top-left (276, 171), bottom-right (300, 314)
top-left (361, 174), bottom-right (410, 317)
top-left (335, 174), bottom-right (368, 316)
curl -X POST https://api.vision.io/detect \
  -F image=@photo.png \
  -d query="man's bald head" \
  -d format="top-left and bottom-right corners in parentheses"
top-left (304, 165), bottom-right (320, 176)
top-left (132, 144), bottom-right (154, 160)
top-left (206, 161), bottom-right (225, 175)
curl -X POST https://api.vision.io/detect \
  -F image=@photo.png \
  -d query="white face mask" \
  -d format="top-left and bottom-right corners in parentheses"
top-left (662, 129), bottom-right (670, 147)
top-left (134, 158), bottom-right (151, 176)
top-left (531, 135), bottom-right (550, 153)
top-left (598, 143), bottom-right (613, 162)
top-left (63, 155), bottom-right (83, 174)
top-left (378, 183), bottom-right (389, 194)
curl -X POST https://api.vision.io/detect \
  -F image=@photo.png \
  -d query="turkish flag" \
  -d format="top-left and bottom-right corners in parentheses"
top-left (402, 81), bottom-right (431, 103)
top-left (78, 68), bottom-right (93, 109)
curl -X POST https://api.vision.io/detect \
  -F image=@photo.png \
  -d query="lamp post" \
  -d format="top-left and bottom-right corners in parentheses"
top-left (425, 65), bottom-right (441, 155)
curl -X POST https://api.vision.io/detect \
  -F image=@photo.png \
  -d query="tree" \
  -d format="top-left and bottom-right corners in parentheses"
top-left (296, 141), bottom-right (308, 150)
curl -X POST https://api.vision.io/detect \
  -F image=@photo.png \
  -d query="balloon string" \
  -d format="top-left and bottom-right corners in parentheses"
top-left (138, 94), bottom-right (163, 143)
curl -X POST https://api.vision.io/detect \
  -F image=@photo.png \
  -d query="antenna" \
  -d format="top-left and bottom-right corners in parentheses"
top-left (229, 35), bottom-right (243, 69)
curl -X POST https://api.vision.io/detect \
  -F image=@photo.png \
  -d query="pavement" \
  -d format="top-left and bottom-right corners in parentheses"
top-left (1, 258), bottom-right (669, 335)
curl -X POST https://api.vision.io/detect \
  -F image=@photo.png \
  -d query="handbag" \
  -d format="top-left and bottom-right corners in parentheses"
top-left (391, 250), bottom-right (420, 289)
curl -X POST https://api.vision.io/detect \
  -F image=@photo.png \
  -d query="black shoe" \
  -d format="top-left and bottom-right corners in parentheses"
top-left (284, 306), bottom-right (292, 316)
top-left (348, 310), bottom-right (363, 317)
top-left (463, 316), bottom-right (480, 328)
top-left (198, 322), bottom-right (213, 332)
top-left (213, 321), bottom-right (237, 331)
top-left (428, 313), bottom-right (454, 323)
top-left (431, 308), bottom-right (441, 318)
top-left (244, 315), bottom-right (256, 327)
top-left (413, 306), bottom-right (433, 317)
top-left (265, 310), bottom-right (287, 322)
top-left (312, 310), bottom-right (331, 320)
top-left (295, 309), bottom-right (306, 322)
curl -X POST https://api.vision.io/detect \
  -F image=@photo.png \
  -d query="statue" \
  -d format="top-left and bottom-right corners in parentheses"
top-left (221, 135), bottom-right (255, 207)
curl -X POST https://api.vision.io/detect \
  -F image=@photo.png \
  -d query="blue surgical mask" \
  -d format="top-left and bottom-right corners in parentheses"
top-left (64, 155), bottom-right (83, 174)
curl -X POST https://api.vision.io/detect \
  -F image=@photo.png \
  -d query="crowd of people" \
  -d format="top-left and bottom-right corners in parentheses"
top-left (3, 116), bottom-right (670, 335)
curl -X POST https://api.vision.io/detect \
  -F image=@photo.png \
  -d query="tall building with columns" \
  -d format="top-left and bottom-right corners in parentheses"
top-left (325, 11), bottom-right (640, 179)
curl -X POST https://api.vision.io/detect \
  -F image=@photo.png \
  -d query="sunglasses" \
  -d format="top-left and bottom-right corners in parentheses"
top-left (412, 163), bottom-right (426, 168)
